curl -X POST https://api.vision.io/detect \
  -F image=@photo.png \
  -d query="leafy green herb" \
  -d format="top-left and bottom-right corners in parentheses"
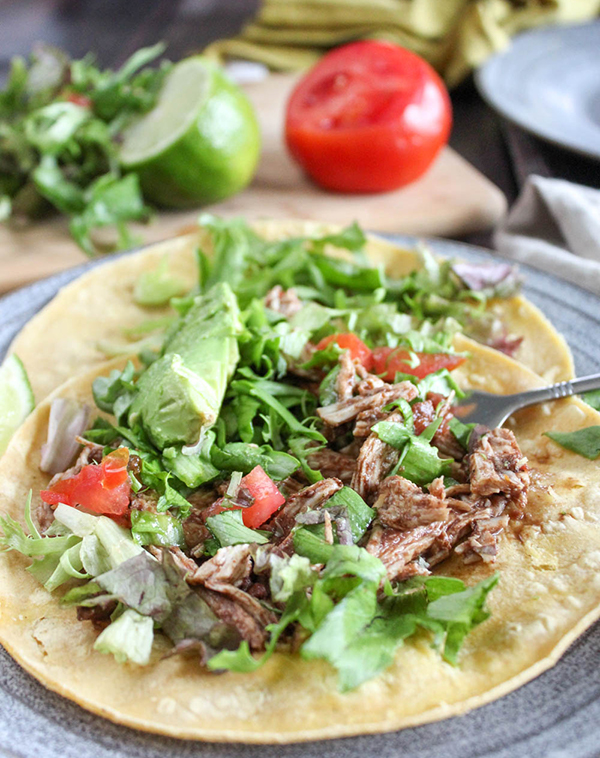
top-left (545, 426), bottom-right (600, 460)
top-left (373, 416), bottom-right (452, 486)
top-left (583, 390), bottom-right (600, 412)
top-left (269, 553), bottom-right (317, 602)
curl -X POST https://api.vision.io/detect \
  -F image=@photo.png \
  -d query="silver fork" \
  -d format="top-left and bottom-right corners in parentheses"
top-left (454, 373), bottom-right (600, 428)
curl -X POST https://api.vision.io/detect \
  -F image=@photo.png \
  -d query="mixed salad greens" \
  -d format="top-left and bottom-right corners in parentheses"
top-left (0, 43), bottom-right (169, 254)
top-left (0, 218), bottom-right (521, 689)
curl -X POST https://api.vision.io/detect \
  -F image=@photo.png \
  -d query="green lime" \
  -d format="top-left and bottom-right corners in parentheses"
top-left (0, 354), bottom-right (35, 455)
top-left (119, 57), bottom-right (261, 207)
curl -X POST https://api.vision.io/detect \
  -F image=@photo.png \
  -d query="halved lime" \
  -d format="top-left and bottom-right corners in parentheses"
top-left (119, 57), bottom-right (261, 207)
top-left (0, 354), bottom-right (35, 455)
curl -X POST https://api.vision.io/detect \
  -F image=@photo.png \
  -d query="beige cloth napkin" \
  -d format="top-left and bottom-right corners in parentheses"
top-left (494, 175), bottom-right (600, 295)
top-left (205, 0), bottom-right (600, 86)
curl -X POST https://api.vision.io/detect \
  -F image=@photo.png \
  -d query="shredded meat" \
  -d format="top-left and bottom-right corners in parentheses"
top-left (165, 546), bottom-right (199, 576)
top-left (188, 545), bottom-right (277, 651)
top-left (335, 351), bottom-right (358, 402)
top-left (76, 599), bottom-right (118, 631)
top-left (306, 448), bottom-right (356, 484)
top-left (455, 514), bottom-right (510, 564)
top-left (366, 522), bottom-right (446, 583)
top-left (374, 476), bottom-right (450, 530)
top-left (317, 381), bottom-right (418, 427)
top-left (265, 478), bottom-right (343, 538)
top-left (277, 476), bottom-right (306, 497)
top-left (264, 285), bottom-right (303, 318)
top-left (47, 443), bottom-right (96, 487)
top-left (427, 495), bottom-right (507, 566)
top-left (130, 490), bottom-right (159, 513)
top-left (351, 412), bottom-right (403, 503)
top-left (357, 374), bottom-right (385, 396)
top-left (469, 428), bottom-right (529, 510)
top-left (488, 333), bottom-right (524, 358)
top-left (196, 587), bottom-right (269, 652)
top-left (181, 489), bottom-right (219, 551)
top-left (353, 406), bottom-right (391, 438)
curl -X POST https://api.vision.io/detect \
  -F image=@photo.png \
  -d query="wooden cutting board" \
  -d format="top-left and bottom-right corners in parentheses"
top-left (0, 74), bottom-right (506, 294)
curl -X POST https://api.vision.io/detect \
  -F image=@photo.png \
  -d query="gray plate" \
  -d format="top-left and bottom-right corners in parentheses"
top-left (476, 21), bottom-right (600, 161)
top-left (1, 235), bottom-right (600, 758)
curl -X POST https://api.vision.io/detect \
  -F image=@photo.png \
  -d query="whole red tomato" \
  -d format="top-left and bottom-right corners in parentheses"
top-left (285, 40), bottom-right (452, 193)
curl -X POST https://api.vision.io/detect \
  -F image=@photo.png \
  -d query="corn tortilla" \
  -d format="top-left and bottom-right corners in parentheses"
top-left (9, 220), bottom-right (573, 404)
top-left (0, 345), bottom-right (598, 741)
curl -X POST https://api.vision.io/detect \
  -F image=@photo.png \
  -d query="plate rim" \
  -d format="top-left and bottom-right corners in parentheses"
top-left (475, 19), bottom-right (600, 161)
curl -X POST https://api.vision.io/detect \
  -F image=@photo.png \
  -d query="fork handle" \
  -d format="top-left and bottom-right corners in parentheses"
top-left (514, 372), bottom-right (600, 409)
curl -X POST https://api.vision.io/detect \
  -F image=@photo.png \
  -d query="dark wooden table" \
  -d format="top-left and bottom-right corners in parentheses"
top-left (1, 0), bottom-right (598, 248)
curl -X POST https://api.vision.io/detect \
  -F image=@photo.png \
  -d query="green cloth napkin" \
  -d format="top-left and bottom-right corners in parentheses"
top-left (205, 0), bottom-right (600, 86)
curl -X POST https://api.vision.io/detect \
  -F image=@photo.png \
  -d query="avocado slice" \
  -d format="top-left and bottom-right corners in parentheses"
top-left (129, 282), bottom-right (242, 449)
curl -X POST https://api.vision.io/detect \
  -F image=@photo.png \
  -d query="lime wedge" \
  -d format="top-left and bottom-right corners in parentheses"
top-left (119, 57), bottom-right (260, 207)
top-left (0, 354), bottom-right (35, 455)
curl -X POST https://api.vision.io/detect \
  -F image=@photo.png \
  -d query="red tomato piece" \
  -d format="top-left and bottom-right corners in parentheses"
top-left (316, 332), bottom-right (374, 371)
top-left (372, 347), bottom-right (466, 381)
top-left (285, 40), bottom-right (452, 193)
top-left (66, 92), bottom-right (92, 108)
top-left (239, 466), bottom-right (285, 529)
top-left (40, 447), bottom-right (131, 518)
top-left (201, 466), bottom-right (285, 530)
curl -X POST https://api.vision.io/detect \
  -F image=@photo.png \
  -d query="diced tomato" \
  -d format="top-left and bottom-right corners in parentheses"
top-left (238, 466), bottom-right (285, 529)
top-left (40, 447), bottom-right (131, 519)
top-left (206, 466), bottom-right (285, 530)
top-left (316, 333), bottom-right (374, 371)
top-left (372, 346), bottom-right (466, 381)
top-left (66, 92), bottom-right (92, 108)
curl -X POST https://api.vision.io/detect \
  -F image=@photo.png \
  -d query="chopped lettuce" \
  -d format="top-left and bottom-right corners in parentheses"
top-left (373, 417), bottom-right (452, 486)
top-left (449, 416), bottom-right (477, 450)
top-left (269, 553), bottom-right (316, 603)
top-left (130, 510), bottom-right (184, 548)
top-left (94, 609), bottom-right (154, 665)
top-left (210, 442), bottom-right (299, 479)
top-left (133, 256), bottom-right (187, 306)
top-left (95, 551), bottom-right (188, 622)
top-left (324, 487), bottom-right (374, 543)
top-left (206, 510), bottom-right (269, 548)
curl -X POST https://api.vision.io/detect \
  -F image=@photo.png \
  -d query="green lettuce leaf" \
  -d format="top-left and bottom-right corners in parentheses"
top-left (94, 608), bottom-right (154, 665)
top-left (133, 256), bottom-right (187, 306)
top-left (206, 510), bottom-right (269, 548)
